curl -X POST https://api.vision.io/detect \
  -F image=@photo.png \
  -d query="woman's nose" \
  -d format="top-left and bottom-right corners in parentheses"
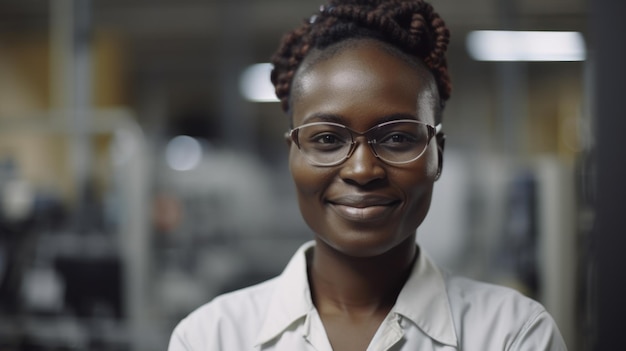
top-left (338, 138), bottom-right (386, 186)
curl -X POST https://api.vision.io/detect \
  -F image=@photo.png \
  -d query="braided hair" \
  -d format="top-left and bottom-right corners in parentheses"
top-left (270, 0), bottom-right (451, 115)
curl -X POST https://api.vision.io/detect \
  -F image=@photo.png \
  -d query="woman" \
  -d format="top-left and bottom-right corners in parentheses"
top-left (169, 1), bottom-right (567, 350)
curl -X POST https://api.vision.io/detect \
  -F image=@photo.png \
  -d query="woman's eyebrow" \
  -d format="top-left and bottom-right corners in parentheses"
top-left (302, 113), bottom-right (344, 124)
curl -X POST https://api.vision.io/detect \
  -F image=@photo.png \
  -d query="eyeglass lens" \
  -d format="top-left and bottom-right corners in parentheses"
top-left (294, 120), bottom-right (433, 166)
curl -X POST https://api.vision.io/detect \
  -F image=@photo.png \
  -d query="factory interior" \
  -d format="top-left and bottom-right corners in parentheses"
top-left (0, 0), bottom-right (624, 350)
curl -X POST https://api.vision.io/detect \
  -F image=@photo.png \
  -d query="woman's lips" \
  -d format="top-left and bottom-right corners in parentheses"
top-left (327, 195), bottom-right (399, 222)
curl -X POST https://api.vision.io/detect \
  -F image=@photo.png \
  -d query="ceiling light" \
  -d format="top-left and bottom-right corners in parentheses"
top-left (466, 30), bottom-right (586, 62)
top-left (239, 63), bottom-right (279, 102)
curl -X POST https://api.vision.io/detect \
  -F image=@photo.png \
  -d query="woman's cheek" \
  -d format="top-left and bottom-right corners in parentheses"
top-left (289, 149), bottom-right (328, 195)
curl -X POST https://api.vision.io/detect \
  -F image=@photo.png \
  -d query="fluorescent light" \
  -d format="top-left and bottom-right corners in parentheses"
top-left (466, 30), bottom-right (586, 62)
top-left (239, 63), bottom-right (279, 102)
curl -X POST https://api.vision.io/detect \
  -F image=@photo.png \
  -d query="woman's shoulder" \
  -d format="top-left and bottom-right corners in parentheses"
top-left (442, 274), bottom-right (566, 350)
top-left (445, 274), bottom-right (541, 309)
top-left (185, 276), bottom-right (278, 325)
top-left (444, 273), bottom-right (547, 325)
top-left (169, 277), bottom-right (279, 350)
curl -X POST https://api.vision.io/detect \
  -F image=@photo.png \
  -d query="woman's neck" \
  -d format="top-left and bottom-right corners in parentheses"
top-left (307, 236), bottom-right (418, 317)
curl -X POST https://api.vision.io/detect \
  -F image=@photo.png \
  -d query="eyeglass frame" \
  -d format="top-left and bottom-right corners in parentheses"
top-left (286, 119), bottom-right (443, 167)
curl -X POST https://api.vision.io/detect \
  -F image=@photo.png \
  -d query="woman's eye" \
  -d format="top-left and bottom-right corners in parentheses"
top-left (381, 133), bottom-right (417, 144)
top-left (314, 134), bottom-right (341, 144)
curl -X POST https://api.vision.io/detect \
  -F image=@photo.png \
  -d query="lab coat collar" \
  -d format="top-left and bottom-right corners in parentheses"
top-left (254, 242), bottom-right (458, 347)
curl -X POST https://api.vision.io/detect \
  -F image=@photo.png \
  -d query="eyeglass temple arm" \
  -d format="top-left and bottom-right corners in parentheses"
top-left (435, 123), bottom-right (443, 134)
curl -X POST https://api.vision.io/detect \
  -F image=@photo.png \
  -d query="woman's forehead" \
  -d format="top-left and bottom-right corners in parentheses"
top-left (289, 40), bottom-right (439, 127)
top-left (291, 38), bottom-right (437, 103)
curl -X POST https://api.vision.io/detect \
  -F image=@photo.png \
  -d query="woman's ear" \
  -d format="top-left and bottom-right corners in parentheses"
top-left (435, 132), bottom-right (445, 180)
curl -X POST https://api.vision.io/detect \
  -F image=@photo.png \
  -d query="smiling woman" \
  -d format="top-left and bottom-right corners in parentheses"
top-left (168, 1), bottom-right (568, 350)
top-left (287, 40), bottom-right (440, 260)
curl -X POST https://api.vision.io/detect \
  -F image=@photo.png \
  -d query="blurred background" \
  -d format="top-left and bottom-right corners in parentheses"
top-left (0, 0), bottom-right (617, 350)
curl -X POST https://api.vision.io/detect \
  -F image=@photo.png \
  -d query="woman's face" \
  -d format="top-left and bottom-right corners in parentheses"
top-left (288, 39), bottom-right (442, 258)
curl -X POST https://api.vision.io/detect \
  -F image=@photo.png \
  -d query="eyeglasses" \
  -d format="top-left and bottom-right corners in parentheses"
top-left (287, 119), bottom-right (441, 166)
